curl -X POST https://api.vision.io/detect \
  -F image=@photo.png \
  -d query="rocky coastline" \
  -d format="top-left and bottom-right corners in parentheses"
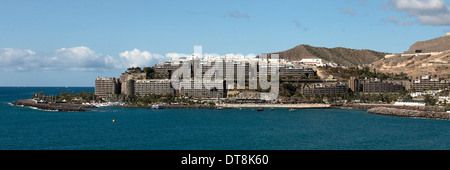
top-left (11, 98), bottom-right (449, 121)
top-left (11, 99), bottom-right (96, 112)
top-left (333, 103), bottom-right (446, 112)
top-left (367, 107), bottom-right (450, 120)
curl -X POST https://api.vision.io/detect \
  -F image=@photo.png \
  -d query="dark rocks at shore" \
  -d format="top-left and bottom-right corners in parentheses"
top-left (335, 103), bottom-right (446, 112)
top-left (367, 107), bottom-right (450, 120)
top-left (12, 99), bottom-right (89, 112)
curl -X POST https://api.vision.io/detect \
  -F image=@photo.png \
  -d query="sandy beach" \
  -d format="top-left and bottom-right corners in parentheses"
top-left (218, 103), bottom-right (331, 109)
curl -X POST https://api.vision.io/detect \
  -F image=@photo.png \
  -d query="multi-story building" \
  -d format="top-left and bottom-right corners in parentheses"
top-left (349, 77), bottom-right (405, 93)
top-left (279, 66), bottom-right (316, 79)
top-left (134, 79), bottom-right (174, 96)
top-left (155, 60), bottom-right (185, 79)
top-left (95, 77), bottom-right (120, 101)
top-left (119, 69), bottom-right (146, 96)
top-left (348, 77), bottom-right (360, 93)
top-left (360, 79), bottom-right (404, 93)
top-left (155, 59), bottom-right (250, 82)
top-left (302, 83), bottom-right (349, 97)
top-left (177, 80), bottom-right (227, 99)
top-left (155, 58), bottom-right (317, 87)
top-left (411, 75), bottom-right (450, 92)
top-left (385, 79), bottom-right (411, 90)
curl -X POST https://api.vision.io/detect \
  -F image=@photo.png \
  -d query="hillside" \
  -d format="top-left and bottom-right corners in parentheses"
top-left (371, 34), bottom-right (450, 79)
top-left (371, 51), bottom-right (450, 79)
top-left (274, 44), bottom-right (387, 67)
top-left (406, 34), bottom-right (450, 54)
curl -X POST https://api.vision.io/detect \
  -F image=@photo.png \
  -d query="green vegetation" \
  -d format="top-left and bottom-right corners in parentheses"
top-left (279, 82), bottom-right (298, 97)
top-left (304, 45), bottom-right (329, 61)
top-left (277, 80), bottom-right (412, 104)
top-left (126, 94), bottom-right (176, 106)
top-left (144, 66), bottom-right (157, 79)
top-left (424, 95), bottom-right (437, 106)
top-left (125, 66), bottom-right (157, 79)
top-left (322, 66), bottom-right (409, 80)
top-left (30, 91), bottom-right (96, 103)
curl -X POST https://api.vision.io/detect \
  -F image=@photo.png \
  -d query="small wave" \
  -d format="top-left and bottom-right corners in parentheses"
top-left (9, 103), bottom-right (24, 107)
top-left (27, 106), bottom-right (58, 112)
top-left (18, 105), bottom-right (59, 112)
top-left (9, 102), bottom-right (60, 112)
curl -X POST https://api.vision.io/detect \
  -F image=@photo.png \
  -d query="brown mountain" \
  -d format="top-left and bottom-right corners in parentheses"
top-left (371, 51), bottom-right (450, 79)
top-left (274, 44), bottom-right (387, 67)
top-left (370, 34), bottom-right (450, 79)
top-left (406, 34), bottom-right (450, 54)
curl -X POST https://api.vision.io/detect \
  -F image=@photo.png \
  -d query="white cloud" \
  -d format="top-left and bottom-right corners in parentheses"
top-left (165, 53), bottom-right (189, 60)
top-left (388, 0), bottom-right (450, 26)
top-left (0, 48), bottom-right (36, 68)
top-left (52, 46), bottom-right (112, 70)
top-left (393, 0), bottom-right (447, 11)
top-left (0, 47), bottom-right (115, 71)
top-left (119, 48), bottom-right (170, 68)
top-left (0, 47), bottom-right (258, 72)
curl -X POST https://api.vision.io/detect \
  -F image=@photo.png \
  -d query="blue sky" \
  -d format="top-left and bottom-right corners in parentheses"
top-left (1, 0), bottom-right (450, 86)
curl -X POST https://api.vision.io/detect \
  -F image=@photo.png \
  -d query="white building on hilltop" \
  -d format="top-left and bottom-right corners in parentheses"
top-left (300, 58), bottom-right (325, 66)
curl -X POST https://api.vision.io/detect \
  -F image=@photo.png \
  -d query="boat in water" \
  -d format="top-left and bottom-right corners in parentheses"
top-left (216, 106), bottom-right (224, 110)
top-left (257, 108), bottom-right (264, 111)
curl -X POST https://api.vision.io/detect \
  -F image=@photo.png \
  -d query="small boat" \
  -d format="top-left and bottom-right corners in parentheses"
top-left (288, 108), bottom-right (296, 111)
top-left (270, 107), bottom-right (275, 110)
top-left (151, 104), bottom-right (164, 109)
top-left (257, 108), bottom-right (264, 111)
top-left (216, 106), bottom-right (224, 110)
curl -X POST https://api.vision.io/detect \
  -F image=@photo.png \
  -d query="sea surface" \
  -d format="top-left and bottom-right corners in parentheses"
top-left (0, 87), bottom-right (449, 150)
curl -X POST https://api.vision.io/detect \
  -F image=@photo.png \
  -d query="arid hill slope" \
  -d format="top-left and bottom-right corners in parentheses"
top-left (274, 44), bottom-right (387, 67)
top-left (371, 34), bottom-right (450, 79)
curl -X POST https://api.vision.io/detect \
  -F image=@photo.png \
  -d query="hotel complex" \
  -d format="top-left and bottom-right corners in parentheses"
top-left (95, 55), bottom-right (449, 103)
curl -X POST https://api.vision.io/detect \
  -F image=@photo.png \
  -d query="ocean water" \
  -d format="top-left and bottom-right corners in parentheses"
top-left (0, 87), bottom-right (449, 150)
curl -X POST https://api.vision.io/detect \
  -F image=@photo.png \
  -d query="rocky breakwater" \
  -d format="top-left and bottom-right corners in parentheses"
top-left (11, 99), bottom-right (91, 112)
top-left (340, 103), bottom-right (445, 112)
top-left (367, 107), bottom-right (450, 120)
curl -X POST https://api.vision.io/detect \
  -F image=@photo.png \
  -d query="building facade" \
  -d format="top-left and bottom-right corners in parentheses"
top-left (349, 77), bottom-right (405, 93)
top-left (279, 66), bottom-right (316, 79)
top-left (348, 77), bottom-right (360, 93)
top-left (134, 79), bottom-right (174, 96)
top-left (302, 83), bottom-right (349, 97)
top-left (360, 80), bottom-right (404, 93)
top-left (177, 80), bottom-right (227, 99)
top-left (411, 75), bottom-right (450, 92)
top-left (95, 77), bottom-right (120, 100)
